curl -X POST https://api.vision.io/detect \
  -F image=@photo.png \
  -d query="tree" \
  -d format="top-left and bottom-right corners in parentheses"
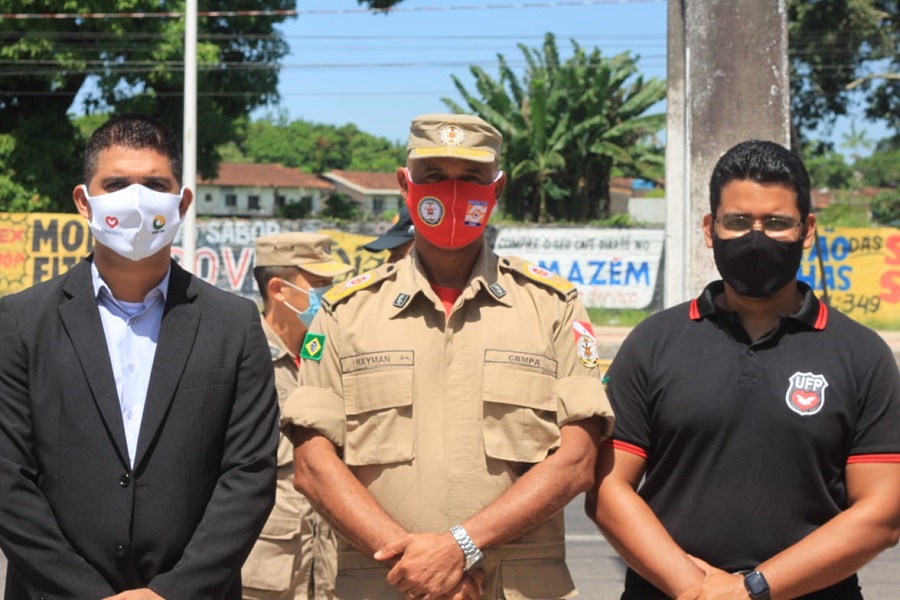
top-left (444, 33), bottom-right (665, 222)
top-left (320, 192), bottom-right (360, 220)
top-left (803, 142), bottom-right (854, 189)
top-left (233, 116), bottom-right (405, 175)
top-left (0, 134), bottom-right (49, 212)
top-left (853, 140), bottom-right (900, 188)
top-left (788, 0), bottom-right (899, 148)
top-left (0, 0), bottom-right (293, 212)
top-left (871, 189), bottom-right (900, 225)
top-left (840, 120), bottom-right (874, 162)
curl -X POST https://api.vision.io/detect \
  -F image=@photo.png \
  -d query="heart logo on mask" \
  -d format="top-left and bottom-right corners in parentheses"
top-left (105, 216), bottom-right (119, 228)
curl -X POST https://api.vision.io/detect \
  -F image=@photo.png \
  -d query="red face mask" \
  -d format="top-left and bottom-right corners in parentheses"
top-left (403, 168), bottom-right (501, 249)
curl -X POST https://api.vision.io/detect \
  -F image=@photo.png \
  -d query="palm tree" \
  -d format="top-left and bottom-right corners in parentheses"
top-left (444, 33), bottom-right (665, 222)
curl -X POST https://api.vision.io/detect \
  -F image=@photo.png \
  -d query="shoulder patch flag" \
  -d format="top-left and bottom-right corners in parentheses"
top-left (300, 332), bottom-right (326, 362)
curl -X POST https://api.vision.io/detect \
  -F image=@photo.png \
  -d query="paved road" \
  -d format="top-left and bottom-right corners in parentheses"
top-left (2, 498), bottom-right (898, 598)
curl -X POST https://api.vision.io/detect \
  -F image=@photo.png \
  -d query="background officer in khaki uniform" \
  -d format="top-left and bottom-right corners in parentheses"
top-left (244, 232), bottom-right (352, 600)
top-left (282, 114), bottom-right (614, 600)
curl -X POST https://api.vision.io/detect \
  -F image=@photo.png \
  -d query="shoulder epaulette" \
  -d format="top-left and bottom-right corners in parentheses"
top-left (499, 256), bottom-right (577, 299)
top-left (323, 263), bottom-right (396, 309)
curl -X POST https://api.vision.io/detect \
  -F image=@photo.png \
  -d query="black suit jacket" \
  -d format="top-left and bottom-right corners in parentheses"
top-left (0, 258), bottom-right (278, 599)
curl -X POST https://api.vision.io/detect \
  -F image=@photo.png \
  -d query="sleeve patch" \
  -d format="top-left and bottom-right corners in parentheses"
top-left (573, 320), bottom-right (600, 368)
top-left (300, 332), bottom-right (326, 362)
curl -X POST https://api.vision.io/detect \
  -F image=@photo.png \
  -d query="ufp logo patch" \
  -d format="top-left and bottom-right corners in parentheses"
top-left (785, 371), bottom-right (828, 416)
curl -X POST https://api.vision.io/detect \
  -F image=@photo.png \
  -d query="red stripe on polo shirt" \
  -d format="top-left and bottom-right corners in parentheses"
top-left (688, 299), bottom-right (700, 320)
top-left (603, 439), bottom-right (649, 459)
top-left (846, 454), bottom-right (900, 464)
top-left (814, 302), bottom-right (828, 330)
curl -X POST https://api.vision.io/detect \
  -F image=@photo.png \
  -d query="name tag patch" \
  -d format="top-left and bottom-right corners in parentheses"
top-left (341, 351), bottom-right (415, 373)
top-left (484, 350), bottom-right (557, 375)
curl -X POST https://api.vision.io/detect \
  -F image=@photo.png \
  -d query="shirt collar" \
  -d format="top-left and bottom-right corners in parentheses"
top-left (387, 240), bottom-right (511, 317)
top-left (91, 261), bottom-right (171, 308)
top-left (689, 280), bottom-right (828, 330)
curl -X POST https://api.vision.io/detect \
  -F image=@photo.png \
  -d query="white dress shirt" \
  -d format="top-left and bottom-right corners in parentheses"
top-left (92, 262), bottom-right (169, 467)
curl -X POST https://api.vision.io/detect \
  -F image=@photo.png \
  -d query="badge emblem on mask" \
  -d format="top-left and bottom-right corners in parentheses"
top-left (418, 197), bottom-right (445, 225)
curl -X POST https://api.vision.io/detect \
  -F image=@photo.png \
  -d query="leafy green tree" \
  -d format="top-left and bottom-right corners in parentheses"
top-left (320, 192), bottom-right (360, 220)
top-left (803, 142), bottom-right (854, 189)
top-left (871, 189), bottom-right (900, 225)
top-left (840, 120), bottom-right (874, 162)
top-left (0, 0), bottom-right (293, 211)
top-left (236, 117), bottom-right (404, 175)
top-left (356, 0), bottom-right (405, 9)
top-left (0, 134), bottom-right (50, 212)
top-left (788, 0), bottom-right (899, 147)
top-left (445, 33), bottom-right (665, 222)
top-left (853, 145), bottom-right (900, 188)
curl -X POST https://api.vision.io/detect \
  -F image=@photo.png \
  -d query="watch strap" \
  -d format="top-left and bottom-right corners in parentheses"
top-left (449, 524), bottom-right (485, 571)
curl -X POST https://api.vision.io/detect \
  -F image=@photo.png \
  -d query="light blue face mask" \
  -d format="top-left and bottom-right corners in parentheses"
top-left (281, 280), bottom-right (331, 328)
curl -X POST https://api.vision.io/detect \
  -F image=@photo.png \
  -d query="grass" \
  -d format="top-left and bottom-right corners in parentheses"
top-left (587, 308), bottom-right (652, 327)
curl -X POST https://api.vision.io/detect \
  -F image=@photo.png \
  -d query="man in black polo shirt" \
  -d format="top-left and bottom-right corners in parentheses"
top-left (588, 140), bottom-right (900, 600)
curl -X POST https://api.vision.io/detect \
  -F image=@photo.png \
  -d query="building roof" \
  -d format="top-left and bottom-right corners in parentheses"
top-left (323, 170), bottom-right (401, 194)
top-left (198, 162), bottom-right (332, 190)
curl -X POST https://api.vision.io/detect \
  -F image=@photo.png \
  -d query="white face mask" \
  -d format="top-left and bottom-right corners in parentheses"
top-left (83, 183), bottom-right (184, 262)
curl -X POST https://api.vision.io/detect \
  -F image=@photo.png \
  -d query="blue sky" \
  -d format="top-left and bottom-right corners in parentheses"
top-left (259, 0), bottom-right (887, 154)
top-left (260, 0), bottom-right (668, 143)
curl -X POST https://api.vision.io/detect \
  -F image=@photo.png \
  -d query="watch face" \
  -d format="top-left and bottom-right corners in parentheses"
top-left (744, 571), bottom-right (769, 597)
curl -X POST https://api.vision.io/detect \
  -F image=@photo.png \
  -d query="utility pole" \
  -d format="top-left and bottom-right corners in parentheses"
top-left (664, 0), bottom-right (791, 306)
top-left (181, 0), bottom-right (198, 273)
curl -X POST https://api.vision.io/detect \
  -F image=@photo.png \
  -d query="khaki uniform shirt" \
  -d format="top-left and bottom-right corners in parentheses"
top-left (243, 317), bottom-right (337, 600)
top-left (283, 244), bottom-right (614, 600)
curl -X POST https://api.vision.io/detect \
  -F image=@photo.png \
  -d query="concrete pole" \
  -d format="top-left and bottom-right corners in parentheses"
top-left (664, 0), bottom-right (791, 306)
top-left (181, 0), bottom-right (198, 274)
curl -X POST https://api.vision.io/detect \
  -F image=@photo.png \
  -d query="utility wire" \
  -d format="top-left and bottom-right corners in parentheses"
top-left (0, 1), bottom-right (664, 20)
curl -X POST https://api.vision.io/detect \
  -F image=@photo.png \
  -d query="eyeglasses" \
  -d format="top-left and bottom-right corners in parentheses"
top-left (715, 215), bottom-right (802, 240)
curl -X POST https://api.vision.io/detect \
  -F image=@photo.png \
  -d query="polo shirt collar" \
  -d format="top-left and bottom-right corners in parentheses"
top-left (689, 280), bottom-right (827, 331)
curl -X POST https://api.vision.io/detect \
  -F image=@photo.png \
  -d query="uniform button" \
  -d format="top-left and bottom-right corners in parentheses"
top-left (748, 349), bottom-right (755, 355)
top-left (119, 474), bottom-right (131, 488)
top-left (115, 544), bottom-right (126, 557)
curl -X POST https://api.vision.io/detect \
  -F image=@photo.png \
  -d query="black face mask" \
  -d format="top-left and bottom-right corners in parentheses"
top-left (712, 230), bottom-right (804, 298)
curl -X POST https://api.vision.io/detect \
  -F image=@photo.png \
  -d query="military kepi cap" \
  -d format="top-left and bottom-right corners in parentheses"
top-left (255, 232), bottom-right (352, 277)
top-left (363, 205), bottom-right (415, 252)
top-left (407, 113), bottom-right (502, 163)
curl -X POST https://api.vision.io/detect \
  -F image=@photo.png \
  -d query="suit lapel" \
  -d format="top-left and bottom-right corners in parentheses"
top-left (134, 262), bottom-right (199, 470)
top-left (58, 260), bottom-right (130, 466)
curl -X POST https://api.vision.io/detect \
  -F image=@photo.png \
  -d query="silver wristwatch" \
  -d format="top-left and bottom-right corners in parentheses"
top-left (449, 524), bottom-right (485, 571)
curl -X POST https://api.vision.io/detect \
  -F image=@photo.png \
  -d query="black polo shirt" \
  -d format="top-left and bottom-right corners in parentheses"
top-left (606, 280), bottom-right (900, 599)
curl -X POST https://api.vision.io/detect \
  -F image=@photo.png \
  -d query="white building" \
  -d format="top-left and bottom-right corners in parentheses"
top-left (321, 170), bottom-right (403, 218)
top-left (196, 162), bottom-right (334, 217)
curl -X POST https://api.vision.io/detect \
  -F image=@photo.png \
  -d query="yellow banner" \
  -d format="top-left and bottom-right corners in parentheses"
top-left (799, 227), bottom-right (900, 328)
top-left (0, 213), bottom-right (92, 291)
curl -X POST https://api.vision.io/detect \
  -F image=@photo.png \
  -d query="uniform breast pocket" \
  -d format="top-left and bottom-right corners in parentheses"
top-left (341, 357), bottom-right (414, 466)
top-left (482, 352), bottom-right (560, 464)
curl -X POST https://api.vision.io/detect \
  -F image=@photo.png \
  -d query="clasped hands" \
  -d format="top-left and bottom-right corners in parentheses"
top-left (674, 556), bottom-right (750, 600)
top-left (374, 532), bottom-right (484, 600)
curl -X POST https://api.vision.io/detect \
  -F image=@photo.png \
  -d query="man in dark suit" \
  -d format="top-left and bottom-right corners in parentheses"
top-left (0, 114), bottom-right (279, 599)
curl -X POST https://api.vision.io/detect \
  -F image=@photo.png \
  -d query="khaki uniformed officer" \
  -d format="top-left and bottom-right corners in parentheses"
top-left (281, 114), bottom-right (614, 600)
top-left (243, 232), bottom-right (352, 600)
